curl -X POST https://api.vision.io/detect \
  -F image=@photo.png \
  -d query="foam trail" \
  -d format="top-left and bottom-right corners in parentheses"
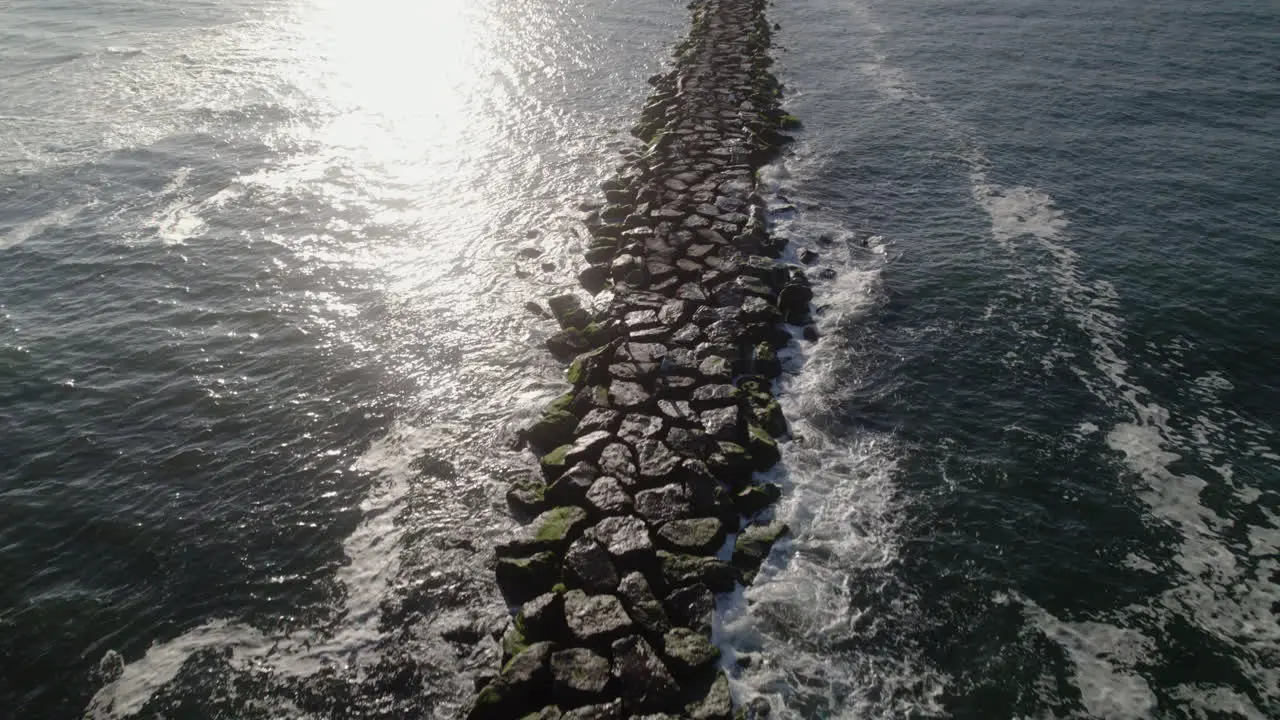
top-left (840, 0), bottom-right (1279, 713)
top-left (85, 423), bottom-right (427, 718)
top-left (718, 134), bottom-right (949, 716)
top-left (1, 203), bottom-right (88, 250)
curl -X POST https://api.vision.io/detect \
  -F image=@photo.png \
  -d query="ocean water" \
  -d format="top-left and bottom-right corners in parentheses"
top-left (1, 0), bottom-right (1277, 718)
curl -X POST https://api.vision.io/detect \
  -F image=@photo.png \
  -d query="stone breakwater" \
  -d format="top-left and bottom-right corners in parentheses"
top-left (469, 1), bottom-right (806, 717)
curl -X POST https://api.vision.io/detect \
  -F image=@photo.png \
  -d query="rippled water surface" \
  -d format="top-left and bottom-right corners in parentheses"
top-left (2, 0), bottom-right (1277, 718)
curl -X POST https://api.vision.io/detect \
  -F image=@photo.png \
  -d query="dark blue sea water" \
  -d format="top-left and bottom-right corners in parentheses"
top-left (1, 0), bottom-right (1276, 718)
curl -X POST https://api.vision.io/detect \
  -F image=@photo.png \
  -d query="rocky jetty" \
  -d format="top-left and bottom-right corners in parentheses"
top-left (471, 0), bottom-right (801, 716)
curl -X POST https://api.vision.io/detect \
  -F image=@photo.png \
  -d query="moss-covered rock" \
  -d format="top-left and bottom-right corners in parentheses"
top-left (496, 551), bottom-right (560, 605)
top-left (540, 444), bottom-right (574, 479)
top-left (657, 551), bottom-right (736, 593)
top-left (752, 399), bottom-right (788, 438)
top-left (751, 342), bottom-right (782, 378)
top-left (734, 482), bottom-right (781, 517)
top-left (733, 519), bottom-right (789, 584)
top-left (547, 328), bottom-right (591, 362)
top-left (467, 642), bottom-right (555, 719)
top-left (526, 410), bottom-right (579, 453)
top-left (708, 441), bottom-right (754, 489)
top-left (686, 670), bottom-right (733, 720)
top-left (745, 423), bottom-right (781, 471)
top-left (548, 294), bottom-right (592, 331)
top-left (506, 478), bottom-right (547, 518)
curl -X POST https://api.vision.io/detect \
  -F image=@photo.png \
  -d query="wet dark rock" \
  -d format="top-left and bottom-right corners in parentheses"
top-left (685, 671), bottom-right (733, 720)
top-left (664, 584), bottom-right (715, 634)
top-left (546, 463), bottom-right (599, 507)
top-left (496, 505), bottom-right (591, 560)
top-left (635, 484), bottom-right (693, 525)
top-left (700, 405), bottom-right (743, 442)
top-left (751, 342), bottom-right (782, 378)
top-left (547, 328), bottom-right (592, 362)
top-left (735, 482), bottom-right (782, 517)
top-left (798, 247), bottom-right (819, 264)
top-left (525, 300), bottom-right (548, 315)
top-left (549, 294), bottom-right (592, 330)
top-left (565, 537), bottom-right (621, 593)
top-left (551, 647), bottom-right (612, 707)
top-left (752, 398), bottom-right (788, 438)
top-left (656, 517), bottom-right (727, 555)
top-left (608, 362), bottom-right (656, 381)
top-left (597, 443), bottom-right (637, 481)
top-left (562, 700), bottom-right (623, 720)
top-left (636, 440), bottom-right (682, 484)
top-left (658, 551), bottom-right (736, 593)
top-left (745, 423), bottom-right (782, 471)
top-left (697, 355), bottom-right (733, 380)
top-left (733, 519), bottom-right (789, 584)
top-left (495, 549), bottom-right (560, 606)
top-left (608, 380), bottom-right (651, 410)
top-left (569, 386), bottom-right (612, 418)
top-left (563, 431), bottom-right (617, 468)
top-left (518, 592), bottom-right (567, 641)
top-left (576, 409), bottom-right (623, 436)
top-left (466, 642), bottom-right (553, 720)
top-left (658, 399), bottom-right (699, 425)
top-left (740, 696), bottom-right (773, 719)
top-left (690, 384), bottom-right (740, 410)
top-left (585, 515), bottom-right (654, 566)
top-left (688, 479), bottom-right (738, 528)
top-left (618, 414), bottom-right (666, 443)
top-left (579, 264), bottom-right (611, 294)
top-left (612, 635), bottom-right (681, 714)
top-left (566, 344), bottom-right (615, 388)
top-left (506, 477), bottom-right (547, 518)
top-left (665, 426), bottom-right (715, 456)
top-left (625, 309), bottom-right (661, 330)
top-left (524, 410), bottom-right (583, 455)
top-left (618, 342), bottom-right (667, 364)
top-left (662, 627), bottom-right (720, 676)
top-left (658, 299), bottom-right (690, 326)
top-left (585, 476), bottom-right (633, 517)
top-left (600, 204), bottom-right (633, 222)
top-left (564, 590), bottom-right (634, 647)
top-left (777, 282), bottom-right (813, 319)
top-left (802, 324), bottom-right (820, 341)
top-left (617, 571), bottom-right (671, 636)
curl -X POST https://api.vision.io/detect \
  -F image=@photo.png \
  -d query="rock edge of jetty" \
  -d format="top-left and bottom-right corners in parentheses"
top-left (471, 1), bottom-right (804, 717)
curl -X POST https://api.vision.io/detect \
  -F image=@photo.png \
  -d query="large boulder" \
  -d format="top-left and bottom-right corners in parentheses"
top-left (656, 517), bottom-right (727, 555)
top-left (662, 627), bottom-right (720, 676)
top-left (616, 571), bottom-right (671, 636)
top-left (466, 642), bottom-right (554, 719)
top-left (496, 551), bottom-right (560, 605)
top-left (665, 584), bottom-right (715, 634)
top-left (563, 590), bottom-right (634, 647)
top-left (611, 635), bottom-right (681, 714)
top-left (564, 538), bottom-right (621, 593)
top-left (658, 551), bottom-right (736, 593)
top-left (685, 670), bottom-right (733, 720)
top-left (496, 506), bottom-right (591, 559)
top-left (551, 647), bottom-right (612, 708)
top-left (585, 515), bottom-right (654, 567)
top-left (635, 484), bottom-right (693, 525)
top-left (733, 519), bottom-right (789, 584)
top-left (584, 476), bottom-right (633, 518)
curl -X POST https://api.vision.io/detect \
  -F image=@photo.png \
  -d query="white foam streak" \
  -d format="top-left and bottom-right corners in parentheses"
top-left (844, 0), bottom-right (1279, 711)
top-left (86, 423), bottom-right (426, 718)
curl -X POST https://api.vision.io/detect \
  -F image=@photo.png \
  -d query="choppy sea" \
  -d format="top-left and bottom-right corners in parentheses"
top-left (1, 0), bottom-right (1277, 717)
